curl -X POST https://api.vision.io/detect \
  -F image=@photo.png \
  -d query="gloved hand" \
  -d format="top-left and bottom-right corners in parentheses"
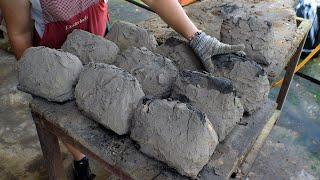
top-left (189, 32), bottom-right (245, 73)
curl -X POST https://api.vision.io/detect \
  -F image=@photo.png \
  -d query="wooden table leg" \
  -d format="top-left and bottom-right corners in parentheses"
top-left (276, 34), bottom-right (308, 111)
top-left (34, 116), bottom-right (65, 180)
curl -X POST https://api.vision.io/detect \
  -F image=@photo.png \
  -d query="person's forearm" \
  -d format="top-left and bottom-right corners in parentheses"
top-left (1, 0), bottom-right (33, 60)
top-left (141, 0), bottom-right (199, 40)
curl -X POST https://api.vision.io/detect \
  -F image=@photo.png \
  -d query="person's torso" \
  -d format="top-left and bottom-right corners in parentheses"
top-left (30, 0), bottom-right (110, 48)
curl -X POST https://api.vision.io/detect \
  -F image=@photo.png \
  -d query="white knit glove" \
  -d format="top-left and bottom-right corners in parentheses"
top-left (190, 32), bottom-right (245, 73)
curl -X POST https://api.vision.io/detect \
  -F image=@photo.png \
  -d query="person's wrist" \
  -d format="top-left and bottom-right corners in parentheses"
top-left (189, 31), bottom-right (206, 54)
top-left (188, 31), bottom-right (202, 41)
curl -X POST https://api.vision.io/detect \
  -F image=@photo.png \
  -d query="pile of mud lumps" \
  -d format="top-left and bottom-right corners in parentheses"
top-left (139, 0), bottom-right (297, 82)
top-left (157, 37), bottom-right (270, 114)
top-left (17, 21), bottom-right (271, 177)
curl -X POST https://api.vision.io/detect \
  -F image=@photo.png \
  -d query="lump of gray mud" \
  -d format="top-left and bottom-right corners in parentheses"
top-left (114, 47), bottom-right (178, 98)
top-left (18, 47), bottom-right (83, 102)
top-left (62, 29), bottom-right (119, 65)
top-left (219, 2), bottom-right (296, 81)
top-left (171, 70), bottom-right (244, 141)
top-left (75, 63), bottom-right (144, 135)
top-left (106, 21), bottom-right (158, 51)
top-left (212, 54), bottom-right (270, 114)
top-left (156, 37), bottom-right (204, 71)
top-left (131, 98), bottom-right (218, 177)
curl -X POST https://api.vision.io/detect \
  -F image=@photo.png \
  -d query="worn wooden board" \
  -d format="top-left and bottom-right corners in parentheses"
top-left (30, 97), bottom-right (276, 179)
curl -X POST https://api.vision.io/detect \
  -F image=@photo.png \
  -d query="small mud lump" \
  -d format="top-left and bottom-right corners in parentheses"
top-left (156, 37), bottom-right (204, 71)
top-left (114, 47), bottom-right (178, 98)
top-left (18, 47), bottom-right (83, 102)
top-left (106, 21), bottom-right (158, 51)
top-left (131, 98), bottom-right (218, 177)
top-left (172, 70), bottom-right (244, 141)
top-left (212, 54), bottom-right (270, 114)
top-left (75, 63), bottom-right (145, 135)
top-left (62, 29), bottom-right (119, 65)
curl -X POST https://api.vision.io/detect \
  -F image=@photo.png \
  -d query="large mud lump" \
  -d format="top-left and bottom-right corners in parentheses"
top-left (172, 70), bottom-right (244, 141)
top-left (212, 54), bottom-right (270, 114)
top-left (219, 2), bottom-right (296, 81)
top-left (114, 47), bottom-right (178, 98)
top-left (62, 29), bottom-right (119, 65)
top-left (131, 98), bottom-right (218, 177)
top-left (75, 63), bottom-right (144, 135)
top-left (156, 37), bottom-right (204, 71)
top-left (18, 47), bottom-right (83, 102)
top-left (106, 21), bottom-right (158, 51)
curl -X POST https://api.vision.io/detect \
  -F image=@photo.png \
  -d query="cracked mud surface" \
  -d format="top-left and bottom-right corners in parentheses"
top-left (114, 47), bottom-right (178, 98)
top-left (172, 70), bottom-right (244, 141)
top-left (75, 63), bottom-right (145, 135)
top-left (131, 98), bottom-right (218, 177)
top-left (212, 54), bottom-right (270, 114)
